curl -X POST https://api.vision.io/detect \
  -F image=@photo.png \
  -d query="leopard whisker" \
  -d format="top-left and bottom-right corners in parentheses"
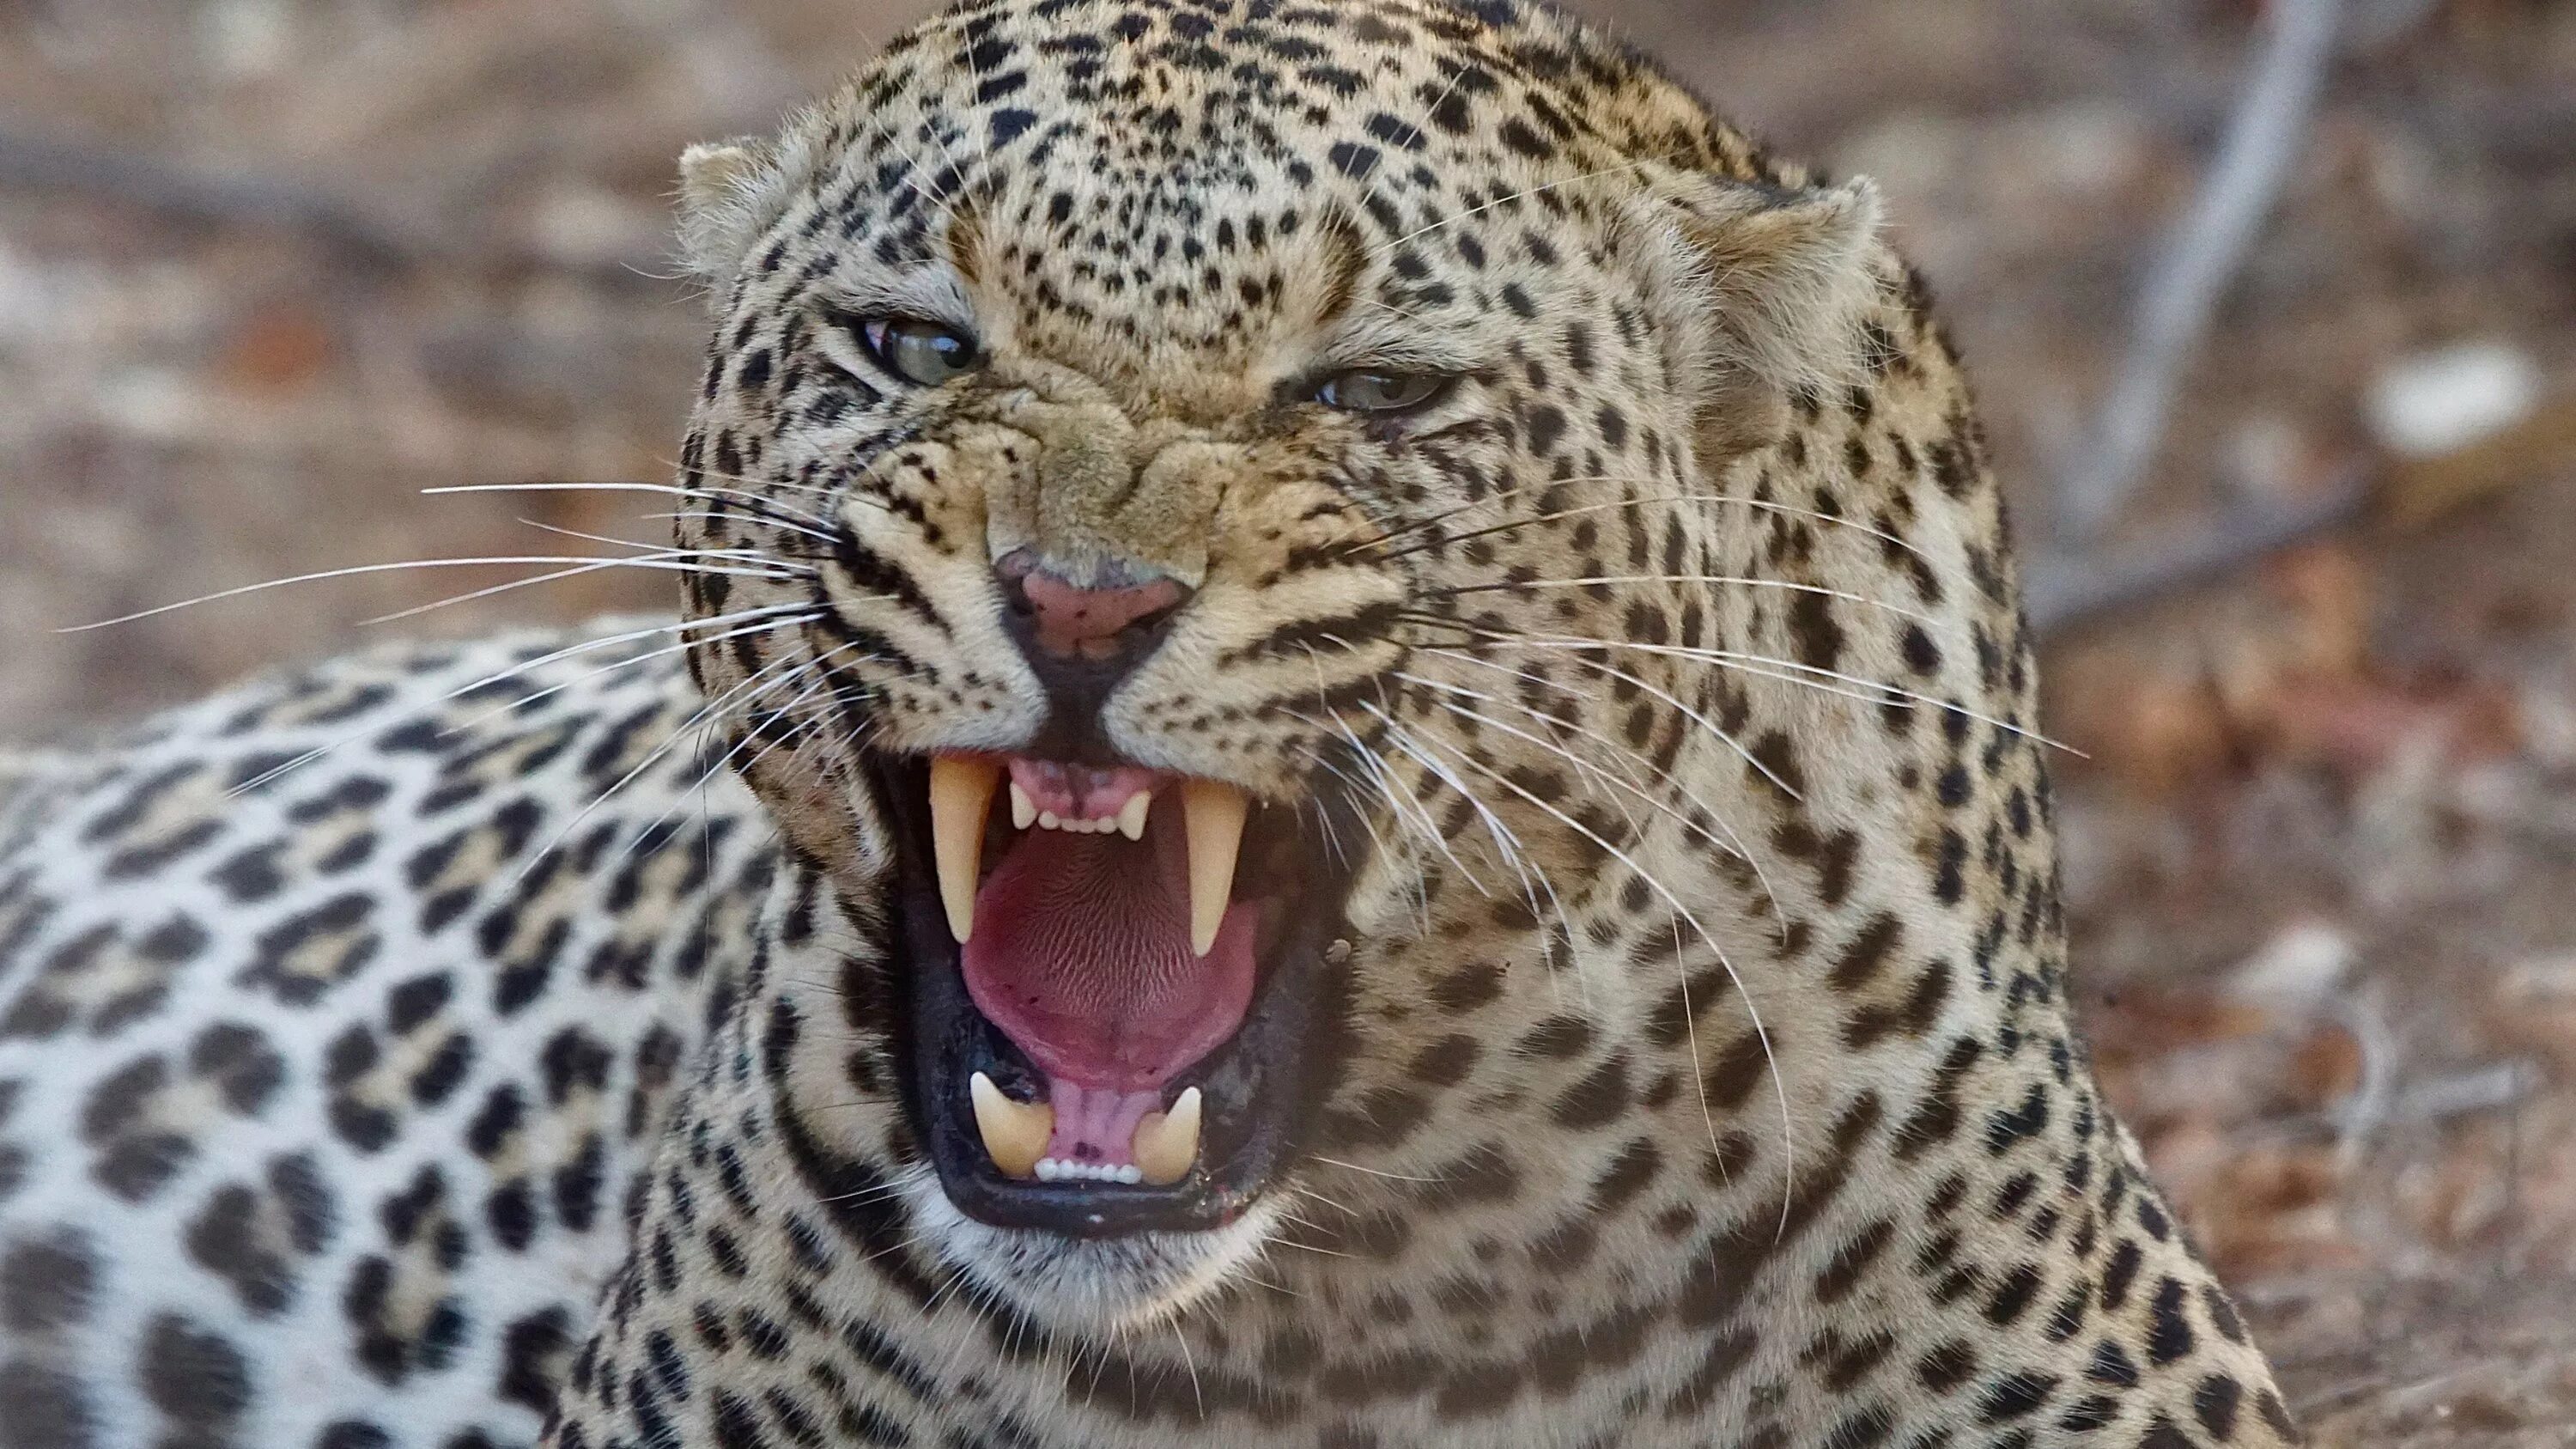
top-left (437, 603), bottom-right (817, 713)
top-left (1264, 1221), bottom-right (1357, 1259)
top-left (1229, 1266), bottom-right (1306, 1304)
top-left (445, 611), bottom-right (825, 741)
top-left (1293, 740), bottom-right (1431, 928)
top-left (724, 653), bottom-right (908, 786)
top-left (422, 480), bottom-right (842, 536)
top-left (641, 509), bottom-right (840, 547)
top-left (222, 606), bottom-right (817, 797)
top-left (513, 517), bottom-right (816, 569)
top-left (814, 1161), bottom-right (935, 1209)
top-left (917, 1250), bottom-right (980, 1324)
top-left (1360, 490), bottom-right (1935, 565)
top-left (1420, 687), bottom-right (1781, 968)
top-left (1293, 1183), bottom-right (1366, 1221)
top-left (1309, 1154), bottom-right (1449, 1185)
top-left (1395, 618), bottom-right (1801, 801)
top-left (671, 437), bottom-right (917, 511)
top-left (1285, 666), bottom-right (1472, 900)
top-left (1396, 670), bottom-right (1790, 938)
top-left (1312, 704), bottom-right (1485, 903)
top-left (1365, 702), bottom-right (1795, 1227)
top-left (1424, 573), bottom-right (1939, 628)
top-left (352, 533), bottom-right (808, 626)
top-left (58, 553), bottom-right (807, 634)
top-left (1418, 648), bottom-right (1792, 939)
top-left (1397, 54), bottom-right (1477, 156)
top-left (1170, 1319), bottom-right (1205, 1421)
top-left (1303, 709), bottom-right (1463, 932)
top-left (516, 642), bottom-right (827, 880)
top-left (354, 557), bottom-right (672, 627)
top-left (1409, 709), bottom-right (1599, 1006)
top-left (1364, 709), bottom-right (1586, 1008)
top-left (645, 460), bottom-right (865, 508)
top-left (1402, 678), bottom-right (1659, 872)
top-left (1419, 627), bottom-right (2070, 752)
top-left (616, 641), bottom-right (877, 866)
top-left (1372, 155), bottom-right (1664, 256)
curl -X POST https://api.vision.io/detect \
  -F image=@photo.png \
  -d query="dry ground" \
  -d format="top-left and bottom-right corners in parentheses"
top-left (5, 0), bottom-right (2575, 1439)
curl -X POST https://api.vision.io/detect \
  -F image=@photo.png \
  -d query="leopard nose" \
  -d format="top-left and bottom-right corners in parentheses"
top-left (994, 549), bottom-right (1193, 761)
top-left (997, 551), bottom-right (1191, 665)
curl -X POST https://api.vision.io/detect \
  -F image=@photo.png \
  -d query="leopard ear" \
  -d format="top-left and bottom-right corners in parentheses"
top-left (1643, 174), bottom-right (1886, 462)
top-left (677, 137), bottom-right (792, 289)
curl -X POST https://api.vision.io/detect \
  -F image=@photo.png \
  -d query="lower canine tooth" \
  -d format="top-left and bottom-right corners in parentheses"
top-left (1131, 1086), bottom-right (1202, 1186)
top-left (969, 1073), bottom-right (1053, 1178)
top-left (929, 757), bottom-right (1001, 945)
top-left (1180, 781), bottom-right (1248, 956)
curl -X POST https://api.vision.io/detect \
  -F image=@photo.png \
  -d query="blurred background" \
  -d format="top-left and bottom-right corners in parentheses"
top-left (4, 0), bottom-right (2574, 1438)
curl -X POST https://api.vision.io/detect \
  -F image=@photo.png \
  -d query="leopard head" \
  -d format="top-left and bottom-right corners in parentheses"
top-left (666, 0), bottom-right (1903, 1333)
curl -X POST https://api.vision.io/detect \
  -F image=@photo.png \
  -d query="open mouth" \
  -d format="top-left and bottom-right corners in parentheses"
top-left (871, 751), bottom-right (1360, 1238)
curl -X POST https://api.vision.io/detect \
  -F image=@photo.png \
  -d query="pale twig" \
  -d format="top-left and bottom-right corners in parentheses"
top-left (2024, 466), bottom-right (2369, 632)
top-left (0, 126), bottom-right (655, 284)
top-left (2053, 0), bottom-right (2344, 540)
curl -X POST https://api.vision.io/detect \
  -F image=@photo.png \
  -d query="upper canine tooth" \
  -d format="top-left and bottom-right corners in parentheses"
top-left (1117, 791), bottom-right (1151, 841)
top-left (929, 756), bottom-right (1001, 945)
top-left (969, 1072), bottom-right (1054, 1178)
top-left (1180, 780), bottom-right (1248, 956)
top-left (1009, 781), bottom-right (1036, 830)
top-left (1131, 1087), bottom-right (1202, 1186)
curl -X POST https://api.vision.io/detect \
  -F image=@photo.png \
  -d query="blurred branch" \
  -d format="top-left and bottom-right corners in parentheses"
top-left (0, 127), bottom-right (429, 265)
top-left (0, 128), bottom-right (661, 285)
top-left (2053, 0), bottom-right (2345, 542)
top-left (2026, 466), bottom-right (2371, 633)
top-left (2030, 387), bottom-right (2576, 631)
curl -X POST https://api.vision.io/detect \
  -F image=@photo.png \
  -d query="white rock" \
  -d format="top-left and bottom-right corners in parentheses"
top-left (2365, 342), bottom-right (2541, 460)
top-left (2495, 954), bottom-right (2576, 1004)
top-left (2229, 920), bottom-right (2355, 1019)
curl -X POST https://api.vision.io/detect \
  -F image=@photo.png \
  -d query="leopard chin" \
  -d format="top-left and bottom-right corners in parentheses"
top-left (902, 1174), bottom-right (1287, 1334)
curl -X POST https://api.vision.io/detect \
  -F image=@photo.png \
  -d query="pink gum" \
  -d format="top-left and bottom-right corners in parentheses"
top-left (1042, 1079), bottom-right (1166, 1167)
top-left (1005, 758), bottom-right (1163, 823)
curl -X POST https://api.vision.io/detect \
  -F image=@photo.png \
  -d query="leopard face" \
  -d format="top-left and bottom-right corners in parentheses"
top-left (666, 0), bottom-right (1886, 1332)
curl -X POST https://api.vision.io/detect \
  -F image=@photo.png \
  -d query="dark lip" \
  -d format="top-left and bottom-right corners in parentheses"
top-left (868, 754), bottom-right (1362, 1239)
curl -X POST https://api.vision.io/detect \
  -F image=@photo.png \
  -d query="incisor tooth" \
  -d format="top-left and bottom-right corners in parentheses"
top-left (1180, 780), bottom-right (1247, 956)
top-left (970, 1073), bottom-right (1053, 1178)
top-left (1131, 1087), bottom-right (1201, 1186)
top-left (929, 756), bottom-right (1001, 944)
top-left (1117, 791), bottom-right (1151, 841)
top-left (1009, 781), bottom-right (1036, 830)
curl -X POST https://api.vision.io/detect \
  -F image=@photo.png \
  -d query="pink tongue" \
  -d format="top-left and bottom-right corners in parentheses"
top-left (960, 808), bottom-right (1256, 1092)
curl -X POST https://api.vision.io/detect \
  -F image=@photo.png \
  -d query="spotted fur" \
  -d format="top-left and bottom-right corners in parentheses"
top-left (1, 2), bottom-right (2293, 1445)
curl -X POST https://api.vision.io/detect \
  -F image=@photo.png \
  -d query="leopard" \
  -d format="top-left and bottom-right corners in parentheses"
top-left (0, 0), bottom-right (2300, 1445)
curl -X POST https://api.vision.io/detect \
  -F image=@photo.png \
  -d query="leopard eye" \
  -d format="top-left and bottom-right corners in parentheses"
top-left (860, 318), bottom-right (983, 387)
top-left (1316, 369), bottom-right (1449, 414)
